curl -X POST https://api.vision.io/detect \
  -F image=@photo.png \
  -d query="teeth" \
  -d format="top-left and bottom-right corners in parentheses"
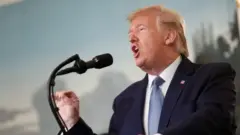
top-left (135, 47), bottom-right (139, 51)
top-left (132, 45), bottom-right (139, 54)
top-left (133, 46), bottom-right (139, 52)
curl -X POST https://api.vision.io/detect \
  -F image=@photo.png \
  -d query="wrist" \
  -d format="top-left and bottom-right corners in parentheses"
top-left (65, 117), bottom-right (80, 129)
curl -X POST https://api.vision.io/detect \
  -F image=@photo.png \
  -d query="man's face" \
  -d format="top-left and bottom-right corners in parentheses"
top-left (128, 14), bottom-right (166, 69)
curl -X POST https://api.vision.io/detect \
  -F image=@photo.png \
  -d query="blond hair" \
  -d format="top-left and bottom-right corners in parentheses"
top-left (127, 5), bottom-right (189, 57)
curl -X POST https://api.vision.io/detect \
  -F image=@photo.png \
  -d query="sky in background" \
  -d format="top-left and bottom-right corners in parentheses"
top-left (0, 0), bottom-right (236, 134)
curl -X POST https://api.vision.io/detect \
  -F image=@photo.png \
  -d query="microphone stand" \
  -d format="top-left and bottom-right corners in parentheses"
top-left (47, 54), bottom-right (87, 135)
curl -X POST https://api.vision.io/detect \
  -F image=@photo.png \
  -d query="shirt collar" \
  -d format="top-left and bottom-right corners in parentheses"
top-left (148, 56), bottom-right (182, 85)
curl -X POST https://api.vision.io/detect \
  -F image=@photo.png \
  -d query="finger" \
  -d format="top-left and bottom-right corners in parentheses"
top-left (55, 91), bottom-right (73, 100)
top-left (64, 91), bottom-right (79, 102)
top-left (64, 91), bottom-right (77, 98)
top-left (54, 91), bottom-right (79, 107)
top-left (52, 94), bottom-right (57, 100)
top-left (54, 91), bottom-right (69, 105)
top-left (55, 91), bottom-right (65, 98)
top-left (63, 96), bottom-right (79, 105)
top-left (53, 93), bottom-right (62, 101)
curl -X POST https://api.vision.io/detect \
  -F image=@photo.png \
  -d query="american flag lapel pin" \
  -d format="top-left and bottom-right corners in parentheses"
top-left (180, 80), bottom-right (185, 84)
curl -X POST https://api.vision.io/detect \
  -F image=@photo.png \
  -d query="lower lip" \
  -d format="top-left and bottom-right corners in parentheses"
top-left (134, 52), bottom-right (140, 58)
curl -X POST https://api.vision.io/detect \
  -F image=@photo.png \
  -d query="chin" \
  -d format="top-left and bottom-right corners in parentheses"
top-left (135, 59), bottom-right (153, 74)
top-left (135, 60), bottom-right (143, 67)
top-left (135, 60), bottom-right (145, 69)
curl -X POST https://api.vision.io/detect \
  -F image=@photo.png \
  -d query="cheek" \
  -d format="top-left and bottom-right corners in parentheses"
top-left (138, 34), bottom-right (154, 50)
top-left (143, 39), bottom-right (155, 53)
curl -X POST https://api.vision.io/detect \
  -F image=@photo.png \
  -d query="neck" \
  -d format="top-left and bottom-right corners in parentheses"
top-left (143, 53), bottom-right (180, 75)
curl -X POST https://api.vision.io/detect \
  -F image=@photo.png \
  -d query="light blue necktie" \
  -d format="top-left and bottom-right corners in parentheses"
top-left (148, 77), bottom-right (165, 135)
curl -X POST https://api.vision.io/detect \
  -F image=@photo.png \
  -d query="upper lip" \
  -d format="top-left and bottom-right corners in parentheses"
top-left (131, 44), bottom-right (139, 53)
top-left (129, 35), bottom-right (139, 53)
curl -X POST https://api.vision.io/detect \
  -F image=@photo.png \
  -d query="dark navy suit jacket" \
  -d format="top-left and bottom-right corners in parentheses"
top-left (67, 55), bottom-right (237, 135)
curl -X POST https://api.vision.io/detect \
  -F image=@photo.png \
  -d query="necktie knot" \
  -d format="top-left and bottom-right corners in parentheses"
top-left (152, 77), bottom-right (165, 87)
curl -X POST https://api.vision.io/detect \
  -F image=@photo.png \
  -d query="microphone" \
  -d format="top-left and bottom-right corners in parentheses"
top-left (56, 53), bottom-right (113, 76)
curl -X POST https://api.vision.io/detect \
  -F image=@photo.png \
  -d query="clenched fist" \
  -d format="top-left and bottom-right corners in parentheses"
top-left (54, 90), bottom-right (80, 129)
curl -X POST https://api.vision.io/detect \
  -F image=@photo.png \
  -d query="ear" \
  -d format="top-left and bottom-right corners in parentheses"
top-left (164, 29), bottom-right (177, 46)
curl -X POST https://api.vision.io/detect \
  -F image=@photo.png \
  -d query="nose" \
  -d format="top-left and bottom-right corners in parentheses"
top-left (129, 33), bottom-right (138, 44)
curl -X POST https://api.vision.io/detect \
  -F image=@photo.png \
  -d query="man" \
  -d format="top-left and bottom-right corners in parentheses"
top-left (54, 5), bottom-right (237, 135)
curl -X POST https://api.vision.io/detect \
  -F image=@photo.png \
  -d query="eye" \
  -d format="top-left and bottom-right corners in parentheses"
top-left (139, 27), bottom-right (146, 31)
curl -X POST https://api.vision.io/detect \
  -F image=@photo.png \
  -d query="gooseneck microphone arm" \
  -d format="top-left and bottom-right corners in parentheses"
top-left (47, 53), bottom-right (113, 135)
top-left (47, 54), bottom-right (82, 135)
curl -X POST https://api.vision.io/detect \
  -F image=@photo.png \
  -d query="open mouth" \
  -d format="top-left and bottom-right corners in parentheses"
top-left (131, 45), bottom-right (139, 58)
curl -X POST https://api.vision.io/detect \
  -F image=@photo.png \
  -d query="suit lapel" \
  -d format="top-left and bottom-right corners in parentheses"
top-left (121, 75), bottom-right (148, 135)
top-left (158, 55), bottom-right (196, 133)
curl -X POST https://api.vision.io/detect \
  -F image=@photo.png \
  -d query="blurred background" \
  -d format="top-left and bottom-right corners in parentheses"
top-left (0, 0), bottom-right (239, 135)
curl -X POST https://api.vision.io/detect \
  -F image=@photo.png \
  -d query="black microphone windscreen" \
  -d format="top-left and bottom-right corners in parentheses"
top-left (93, 53), bottom-right (113, 69)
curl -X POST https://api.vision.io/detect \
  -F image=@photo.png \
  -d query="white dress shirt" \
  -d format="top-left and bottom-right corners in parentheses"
top-left (143, 56), bottom-right (182, 135)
